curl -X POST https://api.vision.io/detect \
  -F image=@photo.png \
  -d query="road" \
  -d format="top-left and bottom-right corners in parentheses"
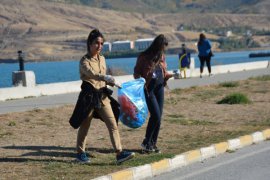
top-left (151, 141), bottom-right (270, 180)
top-left (0, 68), bottom-right (269, 114)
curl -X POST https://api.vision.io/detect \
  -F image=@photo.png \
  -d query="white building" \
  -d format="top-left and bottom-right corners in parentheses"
top-left (134, 38), bottom-right (154, 51)
top-left (102, 42), bottom-right (111, 52)
top-left (111, 40), bottom-right (134, 52)
top-left (226, 31), bottom-right (232, 37)
top-left (246, 30), bottom-right (252, 37)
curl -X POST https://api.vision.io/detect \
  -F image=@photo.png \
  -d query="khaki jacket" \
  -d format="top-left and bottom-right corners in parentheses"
top-left (79, 54), bottom-right (109, 105)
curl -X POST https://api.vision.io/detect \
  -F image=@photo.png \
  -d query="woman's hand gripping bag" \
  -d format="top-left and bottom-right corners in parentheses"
top-left (118, 78), bottom-right (148, 128)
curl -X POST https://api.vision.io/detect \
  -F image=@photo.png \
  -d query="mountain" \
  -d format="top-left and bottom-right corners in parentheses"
top-left (49, 0), bottom-right (270, 14)
top-left (0, 0), bottom-right (269, 61)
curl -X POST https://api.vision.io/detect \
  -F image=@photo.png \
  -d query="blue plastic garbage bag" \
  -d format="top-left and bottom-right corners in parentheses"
top-left (118, 78), bottom-right (148, 128)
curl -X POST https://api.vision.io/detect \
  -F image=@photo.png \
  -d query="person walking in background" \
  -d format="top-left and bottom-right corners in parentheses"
top-left (178, 43), bottom-right (191, 79)
top-left (134, 34), bottom-right (173, 153)
top-left (197, 33), bottom-right (213, 78)
top-left (69, 29), bottom-right (135, 164)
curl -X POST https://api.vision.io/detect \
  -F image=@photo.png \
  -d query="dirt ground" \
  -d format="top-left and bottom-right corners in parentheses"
top-left (0, 77), bottom-right (270, 179)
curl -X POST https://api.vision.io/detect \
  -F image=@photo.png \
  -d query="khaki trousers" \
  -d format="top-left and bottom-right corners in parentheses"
top-left (76, 101), bottom-right (122, 153)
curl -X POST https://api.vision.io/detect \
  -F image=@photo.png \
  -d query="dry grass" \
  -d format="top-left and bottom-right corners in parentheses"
top-left (0, 77), bottom-right (270, 179)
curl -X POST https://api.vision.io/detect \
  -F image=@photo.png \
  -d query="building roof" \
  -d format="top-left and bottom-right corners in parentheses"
top-left (135, 38), bottom-right (154, 42)
top-left (112, 40), bottom-right (131, 44)
top-left (104, 42), bottom-right (111, 45)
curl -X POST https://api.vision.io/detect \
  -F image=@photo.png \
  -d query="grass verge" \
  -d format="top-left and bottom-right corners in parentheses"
top-left (0, 76), bottom-right (270, 179)
top-left (217, 93), bottom-right (251, 104)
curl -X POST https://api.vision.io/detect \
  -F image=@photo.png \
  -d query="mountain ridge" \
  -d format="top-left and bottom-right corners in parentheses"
top-left (0, 0), bottom-right (269, 61)
top-left (47, 0), bottom-right (270, 14)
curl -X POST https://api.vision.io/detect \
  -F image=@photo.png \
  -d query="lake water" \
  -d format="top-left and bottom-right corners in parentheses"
top-left (1, 50), bottom-right (269, 88)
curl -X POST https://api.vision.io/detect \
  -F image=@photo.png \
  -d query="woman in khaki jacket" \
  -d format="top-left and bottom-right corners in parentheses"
top-left (70, 29), bottom-right (134, 164)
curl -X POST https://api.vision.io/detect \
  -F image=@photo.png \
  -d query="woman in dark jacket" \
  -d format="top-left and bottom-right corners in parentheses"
top-left (134, 34), bottom-right (173, 153)
top-left (197, 33), bottom-right (213, 78)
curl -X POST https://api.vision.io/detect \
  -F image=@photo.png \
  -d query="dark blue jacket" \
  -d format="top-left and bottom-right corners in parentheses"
top-left (197, 39), bottom-right (211, 57)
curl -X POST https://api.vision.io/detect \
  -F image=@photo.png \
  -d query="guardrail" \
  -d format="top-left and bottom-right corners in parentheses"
top-left (0, 60), bottom-right (269, 101)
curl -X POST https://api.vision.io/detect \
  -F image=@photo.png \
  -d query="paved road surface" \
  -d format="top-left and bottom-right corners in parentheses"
top-left (151, 141), bottom-right (270, 180)
top-left (0, 68), bottom-right (269, 114)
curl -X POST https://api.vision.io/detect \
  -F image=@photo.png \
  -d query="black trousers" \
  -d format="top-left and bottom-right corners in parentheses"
top-left (199, 56), bottom-right (211, 73)
top-left (144, 81), bottom-right (164, 146)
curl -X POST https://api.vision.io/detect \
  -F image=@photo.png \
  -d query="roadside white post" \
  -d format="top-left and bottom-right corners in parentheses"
top-left (228, 138), bottom-right (241, 150)
top-left (132, 164), bottom-right (152, 179)
top-left (189, 57), bottom-right (195, 77)
top-left (12, 71), bottom-right (36, 87)
top-left (200, 146), bottom-right (216, 160)
top-left (12, 51), bottom-right (36, 87)
top-left (252, 132), bottom-right (265, 143)
top-left (169, 154), bottom-right (186, 170)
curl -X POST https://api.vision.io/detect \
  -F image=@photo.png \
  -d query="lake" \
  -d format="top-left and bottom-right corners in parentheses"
top-left (0, 50), bottom-right (269, 88)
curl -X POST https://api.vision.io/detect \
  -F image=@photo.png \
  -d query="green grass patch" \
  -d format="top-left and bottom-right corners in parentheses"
top-left (195, 90), bottom-right (223, 100)
top-left (246, 119), bottom-right (270, 127)
top-left (171, 88), bottom-right (183, 94)
top-left (217, 93), bottom-right (251, 104)
top-left (166, 114), bottom-right (218, 126)
top-left (164, 97), bottom-right (179, 105)
top-left (171, 86), bottom-right (197, 95)
top-left (219, 81), bottom-right (239, 88)
top-left (44, 161), bottom-right (75, 172)
top-left (166, 130), bottom-right (251, 153)
top-left (8, 121), bottom-right (16, 126)
top-left (167, 114), bottom-right (185, 118)
top-left (252, 90), bottom-right (268, 94)
top-left (249, 75), bottom-right (270, 81)
top-left (190, 86), bottom-right (198, 89)
top-left (0, 132), bottom-right (12, 138)
top-left (42, 153), bottom-right (174, 179)
top-left (167, 118), bottom-right (218, 126)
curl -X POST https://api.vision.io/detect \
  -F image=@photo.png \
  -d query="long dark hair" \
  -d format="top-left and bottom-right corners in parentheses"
top-left (198, 33), bottom-right (206, 46)
top-left (140, 34), bottom-right (168, 63)
top-left (87, 29), bottom-right (104, 54)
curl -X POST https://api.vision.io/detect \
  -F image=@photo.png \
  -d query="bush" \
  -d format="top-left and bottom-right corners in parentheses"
top-left (218, 37), bottom-right (260, 51)
top-left (249, 75), bottom-right (270, 81)
top-left (217, 93), bottom-right (251, 104)
top-left (219, 81), bottom-right (239, 88)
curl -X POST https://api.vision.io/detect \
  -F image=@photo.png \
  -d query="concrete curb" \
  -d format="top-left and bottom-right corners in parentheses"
top-left (92, 128), bottom-right (270, 180)
top-left (1, 61), bottom-right (269, 101)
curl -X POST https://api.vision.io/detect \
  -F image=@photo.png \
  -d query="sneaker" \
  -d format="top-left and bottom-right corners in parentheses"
top-left (76, 152), bottom-right (90, 163)
top-left (209, 73), bottom-right (214, 77)
top-left (141, 143), bottom-right (154, 153)
top-left (200, 74), bottom-right (202, 78)
top-left (116, 151), bottom-right (135, 164)
top-left (153, 145), bottom-right (161, 153)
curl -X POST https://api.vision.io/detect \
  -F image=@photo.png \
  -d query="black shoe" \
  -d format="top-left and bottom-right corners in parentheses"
top-left (153, 145), bottom-right (161, 153)
top-left (141, 143), bottom-right (154, 153)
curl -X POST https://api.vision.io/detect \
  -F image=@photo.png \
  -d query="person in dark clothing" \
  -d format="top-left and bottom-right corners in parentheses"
top-left (197, 33), bottom-right (213, 78)
top-left (134, 34), bottom-right (173, 153)
top-left (69, 29), bottom-right (134, 164)
top-left (178, 43), bottom-right (191, 79)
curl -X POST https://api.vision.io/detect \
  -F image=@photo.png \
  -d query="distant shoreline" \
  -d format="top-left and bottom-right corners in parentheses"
top-left (0, 59), bottom-right (18, 64)
top-left (1, 48), bottom-right (269, 64)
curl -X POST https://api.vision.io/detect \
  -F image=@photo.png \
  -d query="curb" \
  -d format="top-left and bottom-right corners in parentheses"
top-left (93, 128), bottom-right (270, 180)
